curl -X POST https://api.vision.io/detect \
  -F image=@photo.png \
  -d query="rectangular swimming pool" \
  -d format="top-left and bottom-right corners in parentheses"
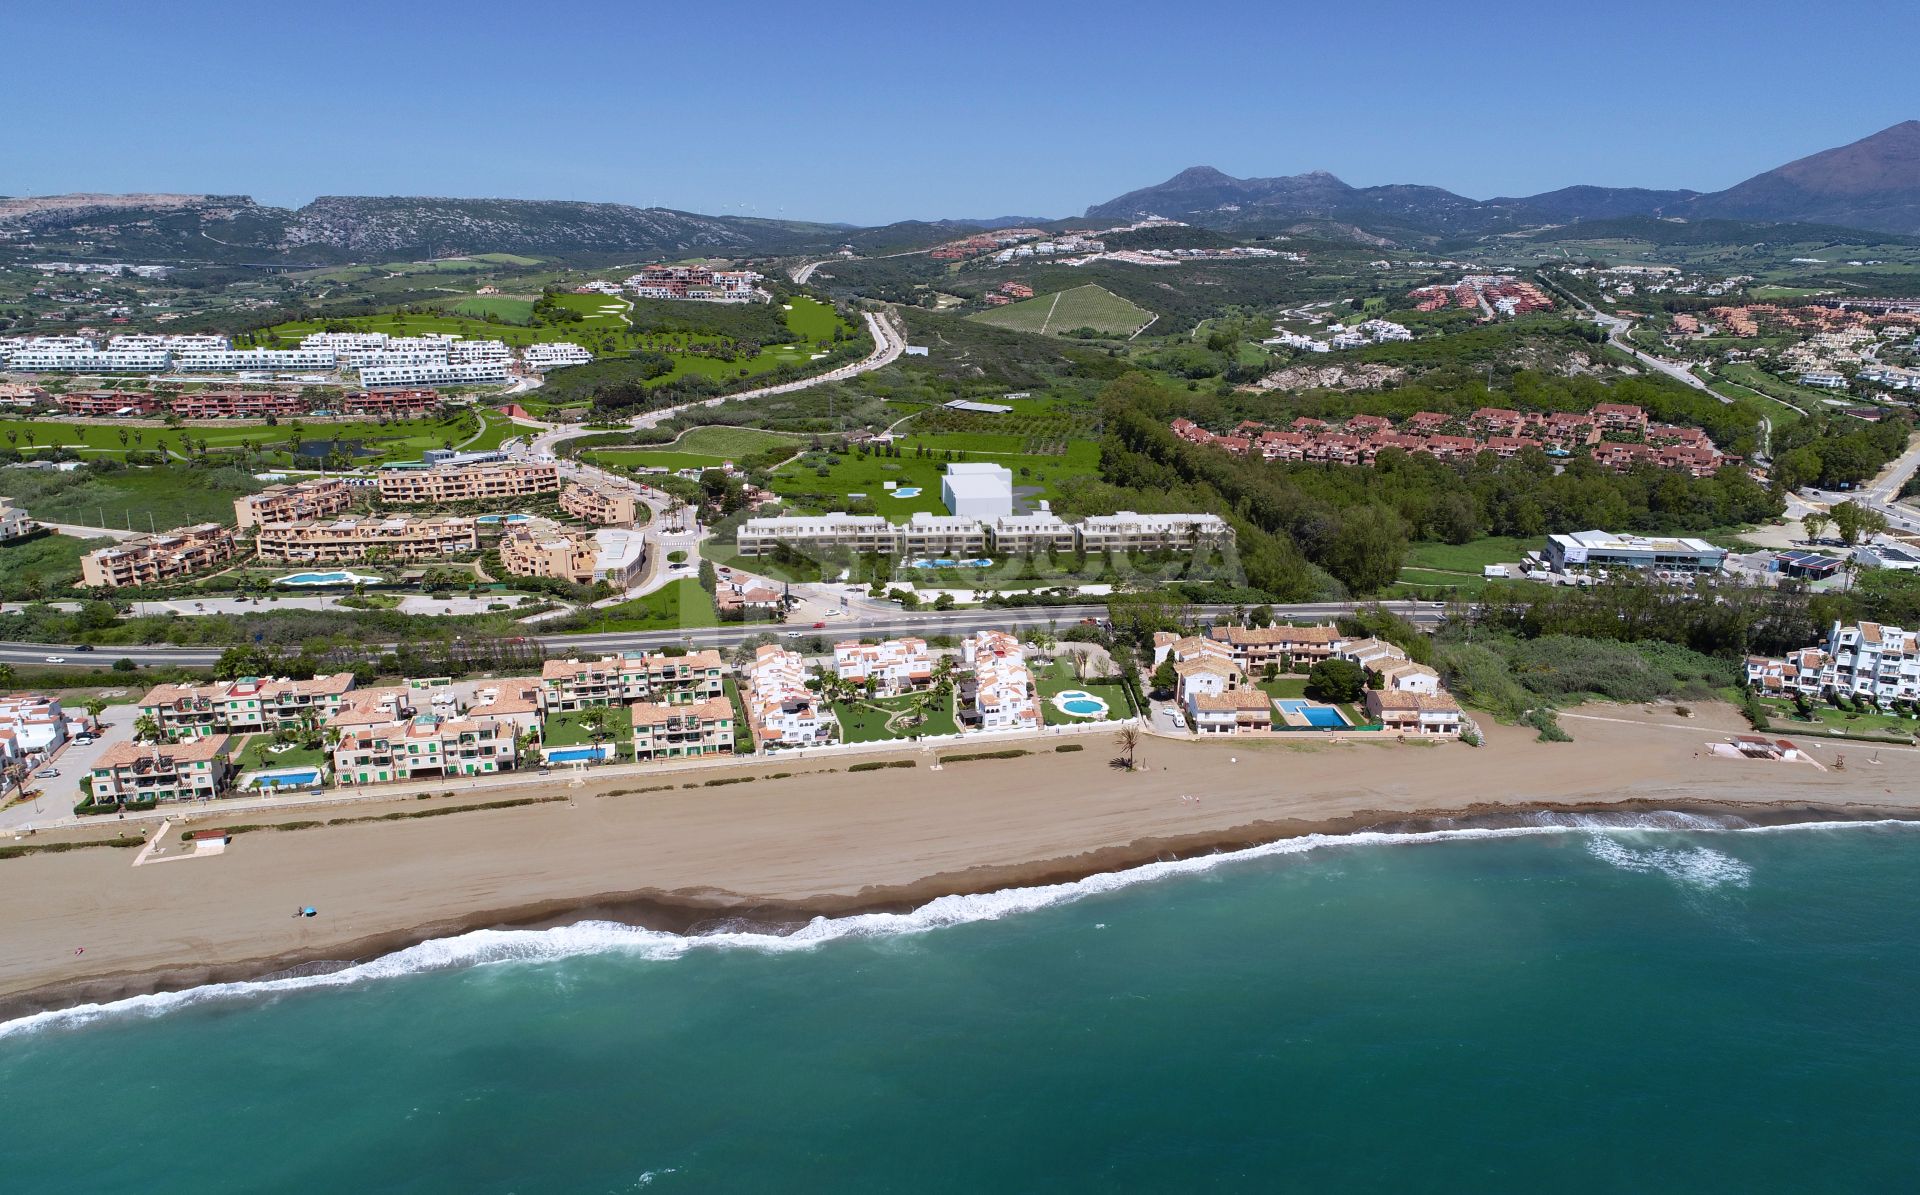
top-left (546, 745), bottom-right (614, 764)
top-left (1276, 699), bottom-right (1348, 728)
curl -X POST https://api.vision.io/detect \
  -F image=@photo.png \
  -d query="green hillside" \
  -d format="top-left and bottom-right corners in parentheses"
top-left (969, 284), bottom-right (1154, 337)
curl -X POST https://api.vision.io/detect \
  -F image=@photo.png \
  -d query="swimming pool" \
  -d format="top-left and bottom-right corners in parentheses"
top-left (891, 487), bottom-right (923, 498)
top-left (476, 513), bottom-right (532, 525)
top-left (906, 557), bottom-right (993, 569)
top-left (250, 767), bottom-right (322, 789)
top-left (545, 744), bottom-right (615, 764)
top-left (276, 571), bottom-right (382, 587)
top-left (1051, 689), bottom-right (1110, 718)
top-left (1276, 698), bottom-right (1348, 728)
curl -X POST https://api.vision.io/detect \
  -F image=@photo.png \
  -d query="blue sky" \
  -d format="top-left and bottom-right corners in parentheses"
top-left (10, 0), bottom-right (1914, 225)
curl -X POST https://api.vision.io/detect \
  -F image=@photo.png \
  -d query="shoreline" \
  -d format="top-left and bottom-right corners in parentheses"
top-left (4, 798), bottom-right (1911, 1026)
top-left (4, 702), bottom-right (1918, 1025)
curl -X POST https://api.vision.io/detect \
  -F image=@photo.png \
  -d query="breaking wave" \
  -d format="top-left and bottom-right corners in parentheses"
top-left (4, 814), bottom-right (1911, 1039)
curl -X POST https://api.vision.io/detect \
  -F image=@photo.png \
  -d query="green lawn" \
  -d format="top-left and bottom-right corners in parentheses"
top-left (970, 284), bottom-right (1155, 337)
top-left (1034, 658), bottom-right (1132, 726)
top-left (1256, 677), bottom-right (1309, 699)
top-left (1758, 697), bottom-right (1916, 741)
top-left (576, 579), bottom-right (719, 632)
top-left (0, 410), bottom-right (486, 468)
top-left (0, 531), bottom-right (111, 597)
top-left (543, 705), bottom-right (634, 750)
top-left (234, 734), bottom-right (327, 772)
top-left (448, 296), bottom-right (537, 322)
top-left (770, 439), bottom-right (1101, 516)
top-left (831, 689), bottom-right (958, 742)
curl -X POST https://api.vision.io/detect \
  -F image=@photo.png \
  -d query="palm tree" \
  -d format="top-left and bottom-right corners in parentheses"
top-left (133, 714), bottom-right (162, 743)
top-left (1114, 725), bottom-right (1140, 772)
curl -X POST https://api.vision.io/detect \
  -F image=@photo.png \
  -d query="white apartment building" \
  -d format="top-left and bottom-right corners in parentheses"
top-left (1746, 622), bottom-right (1920, 704)
top-left (522, 342), bottom-right (593, 369)
top-left (174, 348), bottom-right (338, 372)
top-left (834, 638), bottom-right (933, 695)
top-left (8, 348), bottom-right (170, 372)
top-left (109, 334), bottom-right (229, 352)
top-left (448, 339), bottom-right (512, 365)
top-left (1075, 512), bottom-right (1235, 553)
top-left (744, 645), bottom-right (837, 749)
top-left (735, 509), bottom-right (1232, 559)
top-left (358, 361), bottom-right (510, 388)
top-left (960, 630), bottom-right (1039, 732)
top-left (0, 694), bottom-right (73, 760)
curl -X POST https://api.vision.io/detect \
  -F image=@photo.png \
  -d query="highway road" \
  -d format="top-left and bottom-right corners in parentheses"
top-left (1, 601), bottom-right (1445, 670)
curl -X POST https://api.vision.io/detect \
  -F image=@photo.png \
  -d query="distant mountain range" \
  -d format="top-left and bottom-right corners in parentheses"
top-left (5, 122), bottom-right (1918, 266)
top-left (1084, 121), bottom-right (1920, 240)
top-left (0, 193), bottom-right (842, 264)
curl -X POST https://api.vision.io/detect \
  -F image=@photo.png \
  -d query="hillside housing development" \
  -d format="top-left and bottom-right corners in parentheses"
top-left (0, 329), bottom-right (589, 386)
top-left (625, 266), bottom-right (763, 303)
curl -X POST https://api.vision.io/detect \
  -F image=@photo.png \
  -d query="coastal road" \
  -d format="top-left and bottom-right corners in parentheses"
top-left (0, 600), bottom-right (1446, 670)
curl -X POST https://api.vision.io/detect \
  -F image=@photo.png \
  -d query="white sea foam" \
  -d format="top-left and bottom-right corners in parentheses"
top-left (3, 816), bottom-right (1912, 1039)
top-left (1582, 834), bottom-right (1753, 889)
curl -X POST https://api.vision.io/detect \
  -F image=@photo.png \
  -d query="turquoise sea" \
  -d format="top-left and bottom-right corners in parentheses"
top-left (4, 817), bottom-right (1917, 1192)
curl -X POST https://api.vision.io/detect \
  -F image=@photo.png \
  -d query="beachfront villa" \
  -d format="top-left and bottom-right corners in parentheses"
top-left (630, 699), bottom-right (736, 762)
top-left (0, 694), bottom-right (75, 763)
top-left (960, 630), bottom-right (1039, 732)
top-left (136, 674), bottom-right (357, 742)
top-left (1191, 689), bottom-right (1275, 734)
top-left (90, 737), bottom-right (232, 804)
top-left (1364, 689), bottom-right (1463, 736)
top-left (833, 638), bottom-right (933, 696)
top-left (538, 652), bottom-right (726, 713)
top-left (745, 645), bottom-right (837, 750)
top-left (330, 713), bottom-right (517, 787)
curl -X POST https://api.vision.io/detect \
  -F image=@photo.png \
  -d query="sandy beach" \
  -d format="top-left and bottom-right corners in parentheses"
top-left (3, 702), bottom-right (1916, 1019)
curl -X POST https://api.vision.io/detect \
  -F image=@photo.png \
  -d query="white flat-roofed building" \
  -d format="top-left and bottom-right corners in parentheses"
top-left (1076, 512), bottom-right (1234, 553)
top-left (1543, 530), bottom-right (1726, 574)
top-left (358, 361), bottom-right (509, 388)
top-left (522, 342), bottom-right (593, 369)
top-left (988, 512), bottom-right (1077, 554)
top-left (353, 350), bottom-right (450, 369)
top-left (900, 511), bottom-right (990, 556)
top-left (173, 348), bottom-right (338, 372)
top-left (0, 694), bottom-right (72, 758)
top-left (9, 348), bottom-right (170, 372)
top-left (736, 513), bottom-right (898, 557)
top-left (301, 331), bottom-right (395, 353)
top-left (448, 339), bottom-right (512, 365)
top-left (941, 462), bottom-right (1015, 518)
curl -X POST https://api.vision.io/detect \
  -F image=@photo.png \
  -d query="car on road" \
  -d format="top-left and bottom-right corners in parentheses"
top-left (35, 768), bottom-right (58, 779)
top-left (812, 621), bottom-right (826, 629)
top-left (43, 656), bottom-right (66, 664)
top-left (74, 734), bottom-right (95, 745)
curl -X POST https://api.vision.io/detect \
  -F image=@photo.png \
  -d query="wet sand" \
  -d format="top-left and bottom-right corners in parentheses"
top-left (3, 703), bottom-right (1915, 1019)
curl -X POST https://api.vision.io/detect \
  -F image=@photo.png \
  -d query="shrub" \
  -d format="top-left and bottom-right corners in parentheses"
top-left (1054, 743), bottom-right (1085, 753)
top-left (1523, 708), bottom-right (1571, 743)
top-left (848, 759), bottom-right (917, 772)
top-left (937, 749), bottom-right (1031, 763)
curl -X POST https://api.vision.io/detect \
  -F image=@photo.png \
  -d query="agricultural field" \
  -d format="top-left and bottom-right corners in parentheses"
top-left (970, 284), bottom-right (1155, 337)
